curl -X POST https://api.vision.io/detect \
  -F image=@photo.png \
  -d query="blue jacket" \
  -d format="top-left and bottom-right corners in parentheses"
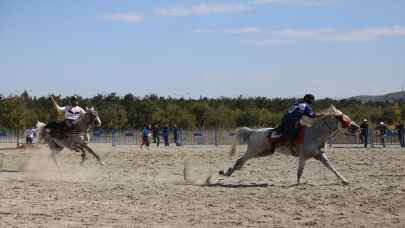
top-left (285, 101), bottom-right (316, 124)
top-left (142, 127), bottom-right (150, 137)
top-left (280, 101), bottom-right (316, 140)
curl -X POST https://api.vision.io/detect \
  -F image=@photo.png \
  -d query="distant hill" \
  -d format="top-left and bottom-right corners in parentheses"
top-left (350, 91), bottom-right (405, 103)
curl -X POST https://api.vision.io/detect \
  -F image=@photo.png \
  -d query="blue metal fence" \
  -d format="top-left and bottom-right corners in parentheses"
top-left (0, 129), bottom-right (403, 146)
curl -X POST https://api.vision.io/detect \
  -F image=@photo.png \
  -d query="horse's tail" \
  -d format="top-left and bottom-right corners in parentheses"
top-left (36, 121), bottom-right (47, 143)
top-left (229, 127), bottom-right (253, 157)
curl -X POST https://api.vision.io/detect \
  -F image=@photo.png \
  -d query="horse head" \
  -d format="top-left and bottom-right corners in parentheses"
top-left (84, 107), bottom-right (102, 128)
top-left (324, 105), bottom-right (360, 134)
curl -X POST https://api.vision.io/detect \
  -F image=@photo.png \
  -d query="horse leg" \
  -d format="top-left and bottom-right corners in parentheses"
top-left (318, 152), bottom-right (349, 185)
top-left (82, 144), bottom-right (104, 166)
top-left (49, 150), bottom-right (59, 167)
top-left (297, 152), bottom-right (306, 184)
top-left (48, 140), bottom-right (62, 168)
top-left (219, 153), bottom-right (251, 177)
top-left (78, 146), bottom-right (87, 166)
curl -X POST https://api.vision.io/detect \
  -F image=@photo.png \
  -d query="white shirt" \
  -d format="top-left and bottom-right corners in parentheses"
top-left (26, 128), bottom-right (36, 138)
top-left (56, 105), bottom-right (86, 123)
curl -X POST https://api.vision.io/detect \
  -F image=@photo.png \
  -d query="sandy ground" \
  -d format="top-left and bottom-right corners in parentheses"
top-left (0, 143), bottom-right (404, 228)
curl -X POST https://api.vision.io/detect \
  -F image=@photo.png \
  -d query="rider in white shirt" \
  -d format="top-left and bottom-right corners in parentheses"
top-left (50, 96), bottom-right (86, 131)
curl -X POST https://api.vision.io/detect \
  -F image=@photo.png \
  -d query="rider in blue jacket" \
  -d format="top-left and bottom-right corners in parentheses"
top-left (281, 94), bottom-right (321, 141)
top-left (270, 94), bottom-right (323, 153)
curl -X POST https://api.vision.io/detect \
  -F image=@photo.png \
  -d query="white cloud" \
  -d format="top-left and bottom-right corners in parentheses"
top-left (336, 26), bottom-right (405, 42)
top-left (102, 13), bottom-right (144, 23)
top-left (153, 0), bottom-right (332, 17)
top-left (224, 27), bottom-right (260, 34)
top-left (271, 28), bottom-right (338, 41)
top-left (194, 28), bottom-right (215, 33)
top-left (153, 3), bottom-right (253, 17)
top-left (253, 39), bottom-right (296, 45)
top-left (254, 26), bottom-right (405, 45)
top-left (251, 0), bottom-right (282, 5)
top-left (252, 0), bottom-right (333, 6)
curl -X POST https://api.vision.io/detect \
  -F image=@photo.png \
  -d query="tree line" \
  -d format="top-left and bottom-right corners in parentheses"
top-left (0, 91), bottom-right (404, 134)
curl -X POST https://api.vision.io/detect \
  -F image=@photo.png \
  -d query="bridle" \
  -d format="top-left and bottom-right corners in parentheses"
top-left (322, 115), bottom-right (341, 137)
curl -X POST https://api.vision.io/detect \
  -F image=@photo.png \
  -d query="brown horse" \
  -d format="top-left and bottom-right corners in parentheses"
top-left (36, 108), bottom-right (104, 166)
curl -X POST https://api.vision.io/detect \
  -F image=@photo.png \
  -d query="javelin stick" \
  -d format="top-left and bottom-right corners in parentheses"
top-left (50, 96), bottom-right (64, 120)
top-left (50, 96), bottom-right (56, 106)
top-left (50, 96), bottom-right (59, 111)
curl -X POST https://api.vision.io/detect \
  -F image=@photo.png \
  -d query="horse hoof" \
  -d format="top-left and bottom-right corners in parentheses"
top-left (342, 180), bottom-right (349, 186)
top-left (219, 170), bottom-right (225, 175)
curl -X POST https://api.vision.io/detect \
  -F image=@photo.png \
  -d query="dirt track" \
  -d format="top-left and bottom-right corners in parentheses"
top-left (0, 143), bottom-right (404, 227)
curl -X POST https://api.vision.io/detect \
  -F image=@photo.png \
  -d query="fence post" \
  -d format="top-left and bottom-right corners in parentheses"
top-left (214, 129), bottom-right (218, 146)
top-left (370, 130), bottom-right (374, 148)
top-left (112, 129), bottom-right (117, 147)
top-left (0, 153), bottom-right (4, 170)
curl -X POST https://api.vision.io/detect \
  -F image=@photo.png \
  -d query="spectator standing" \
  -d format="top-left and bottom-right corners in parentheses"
top-left (25, 127), bottom-right (36, 144)
top-left (375, 122), bottom-right (387, 148)
top-left (360, 119), bottom-right (369, 148)
top-left (395, 121), bottom-right (405, 148)
top-left (161, 125), bottom-right (170, 146)
top-left (140, 125), bottom-right (151, 149)
top-left (152, 124), bottom-right (160, 146)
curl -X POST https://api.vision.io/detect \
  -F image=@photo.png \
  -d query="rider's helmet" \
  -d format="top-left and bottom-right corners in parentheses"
top-left (70, 95), bottom-right (79, 105)
top-left (303, 94), bottom-right (315, 105)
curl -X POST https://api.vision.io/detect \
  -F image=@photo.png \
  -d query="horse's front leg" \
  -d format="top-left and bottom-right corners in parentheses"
top-left (219, 156), bottom-right (247, 177)
top-left (82, 144), bottom-right (104, 166)
top-left (49, 150), bottom-right (59, 167)
top-left (48, 140), bottom-right (62, 168)
top-left (76, 146), bottom-right (87, 166)
top-left (318, 152), bottom-right (349, 185)
top-left (297, 152), bottom-right (306, 184)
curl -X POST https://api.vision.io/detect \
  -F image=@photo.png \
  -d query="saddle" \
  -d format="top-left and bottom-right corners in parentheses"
top-left (268, 127), bottom-right (306, 145)
top-left (45, 121), bottom-right (81, 139)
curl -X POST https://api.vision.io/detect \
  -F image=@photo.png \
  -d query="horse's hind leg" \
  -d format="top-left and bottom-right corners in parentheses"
top-left (50, 150), bottom-right (59, 167)
top-left (219, 154), bottom-right (250, 177)
top-left (77, 146), bottom-right (88, 166)
top-left (48, 141), bottom-right (63, 168)
top-left (82, 144), bottom-right (104, 166)
top-left (317, 152), bottom-right (349, 185)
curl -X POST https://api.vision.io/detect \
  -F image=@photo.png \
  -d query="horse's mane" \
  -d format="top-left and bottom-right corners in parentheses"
top-left (301, 105), bottom-right (342, 127)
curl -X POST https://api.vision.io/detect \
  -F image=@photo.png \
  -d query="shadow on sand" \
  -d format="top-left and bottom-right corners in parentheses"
top-left (278, 182), bottom-right (346, 188)
top-left (0, 169), bottom-right (24, 173)
top-left (180, 181), bottom-right (272, 188)
top-left (0, 148), bottom-right (20, 151)
top-left (203, 182), bottom-right (271, 188)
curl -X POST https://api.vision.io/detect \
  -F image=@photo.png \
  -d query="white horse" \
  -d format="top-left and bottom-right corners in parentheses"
top-left (36, 108), bottom-right (104, 166)
top-left (219, 105), bottom-right (360, 185)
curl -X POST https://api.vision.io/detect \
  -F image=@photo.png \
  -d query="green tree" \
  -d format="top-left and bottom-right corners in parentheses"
top-left (152, 104), bottom-right (196, 129)
top-left (392, 102), bottom-right (401, 123)
top-left (205, 106), bottom-right (238, 129)
top-left (98, 104), bottom-right (128, 129)
top-left (0, 96), bottom-right (32, 145)
top-left (190, 102), bottom-right (209, 128)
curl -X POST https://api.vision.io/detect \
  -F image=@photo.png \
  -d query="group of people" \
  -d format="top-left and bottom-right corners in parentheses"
top-left (24, 94), bottom-right (405, 149)
top-left (24, 93), bottom-right (322, 149)
top-left (360, 119), bottom-right (405, 148)
top-left (140, 124), bottom-right (181, 148)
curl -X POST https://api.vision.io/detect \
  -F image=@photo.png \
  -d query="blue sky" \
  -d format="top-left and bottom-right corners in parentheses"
top-left (1, 0), bottom-right (405, 99)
